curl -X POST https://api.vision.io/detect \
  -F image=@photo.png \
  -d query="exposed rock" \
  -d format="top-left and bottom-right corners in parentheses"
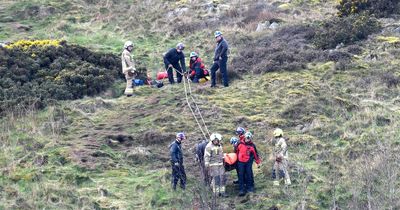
top-left (256, 21), bottom-right (270, 32)
top-left (269, 22), bottom-right (279, 30)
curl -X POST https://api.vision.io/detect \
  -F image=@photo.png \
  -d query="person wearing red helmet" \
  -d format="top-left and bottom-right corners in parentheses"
top-left (169, 132), bottom-right (187, 190)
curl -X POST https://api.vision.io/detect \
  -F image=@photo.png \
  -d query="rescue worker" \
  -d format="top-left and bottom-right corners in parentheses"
top-left (194, 140), bottom-right (209, 185)
top-left (163, 43), bottom-right (186, 84)
top-left (121, 41), bottom-right (136, 96)
top-left (188, 52), bottom-right (209, 83)
top-left (230, 136), bottom-right (240, 184)
top-left (204, 133), bottom-right (227, 197)
top-left (210, 31), bottom-right (229, 88)
top-left (272, 128), bottom-right (291, 186)
top-left (235, 127), bottom-right (246, 143)
top-left (236, 131), bottom-right (261, 196)
top-left (170, 132), bottom-right (187, 190)
top-left (232, 127), bottom-right (246, 184)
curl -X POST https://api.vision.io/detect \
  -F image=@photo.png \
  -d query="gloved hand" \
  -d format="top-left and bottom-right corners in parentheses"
top-left (174, 162), bottom-right (180, 166)
top-left (131, 68), bottom-right (136, 74)
top-left (195, 154), bottom-right (199, 162)
top-left (276, 156), bottom-right (283, 163)
top-left (168, 64), bottom-right (173, 68)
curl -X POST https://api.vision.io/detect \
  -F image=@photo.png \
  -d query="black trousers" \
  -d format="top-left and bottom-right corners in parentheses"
top-left (210, 58), bottom-right (228, 87)
top-left (171, 164), bottom-right (186, 190)
top-left (166, 63), bottom-right (183, 84)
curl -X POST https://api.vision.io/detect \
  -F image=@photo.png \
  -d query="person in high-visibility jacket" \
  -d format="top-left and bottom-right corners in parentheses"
top-left (204, 133), bottom-right (227, 197)
top-left (236, 131), bottom-right (261, 196)
top-left (121, 41), bottom-right (136, 96)
top-left (272, 128), bottom-right (291, 186)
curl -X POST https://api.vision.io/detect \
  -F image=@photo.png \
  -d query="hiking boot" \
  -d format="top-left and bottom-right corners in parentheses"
top-left (126, 94), bottom-right (133, 97)
top-left (238, 191), bottom-right (246, 197)
top-left (233, 180), bottom-right (239, 184)
top-left (219, 192), bottom-right (228, 197)
top-left (285, 178), bottom-right (291, 185)
top-left (273, 181), bottom-right (280, 186)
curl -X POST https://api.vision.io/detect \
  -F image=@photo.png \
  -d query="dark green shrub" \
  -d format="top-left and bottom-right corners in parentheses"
top-left (337, 0), bottom-right (400, 17)
top-left (0, 41), bottom-right (123, 115)
top-left (313, 14), bottom-right (381, 50)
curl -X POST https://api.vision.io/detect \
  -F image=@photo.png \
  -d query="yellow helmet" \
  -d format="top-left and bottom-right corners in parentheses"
top-left (273, 128), bottom-right (283, 137)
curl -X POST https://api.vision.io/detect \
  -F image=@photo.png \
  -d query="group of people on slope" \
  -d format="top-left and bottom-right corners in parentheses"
top-left (170, 127), bottom-right (291, 197)
top-left (121, 31), bottom-right (230, 96)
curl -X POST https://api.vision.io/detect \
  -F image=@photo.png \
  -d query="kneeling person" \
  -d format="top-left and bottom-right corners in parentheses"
top-left (188, 52), bottom-right (209, 83)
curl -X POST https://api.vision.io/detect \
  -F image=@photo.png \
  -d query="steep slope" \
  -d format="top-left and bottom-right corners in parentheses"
top-left (1, 0), bottom-right (400, 209)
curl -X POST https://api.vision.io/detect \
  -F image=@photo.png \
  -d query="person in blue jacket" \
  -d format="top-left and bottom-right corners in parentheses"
top-left (170, 132), bottom-right (187, 190)
top-left (163, 43), bottom-right (186, 84)
top-left (210, 31), bottom-right (229, 88)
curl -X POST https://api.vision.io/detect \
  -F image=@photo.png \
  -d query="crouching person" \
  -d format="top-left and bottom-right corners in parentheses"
top-left (204, 133), bottom-right (227, 197)
top-left (194, 139), bottom-right (210, 185)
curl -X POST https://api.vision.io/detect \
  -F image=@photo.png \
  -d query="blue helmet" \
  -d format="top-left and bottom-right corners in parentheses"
top-left (230, 137), bottom-right (239, 145)
top-left (176, 132), bottom-right (186, 140)
top-left (235, 127), bottom-right (246, 135)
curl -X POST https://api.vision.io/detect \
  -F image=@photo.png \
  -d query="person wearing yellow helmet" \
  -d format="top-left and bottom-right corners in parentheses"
top-left (272, 128), bottom-right (291, 186)
top-left (204, 133), bottom-right (227, 197)
top-left (121, 41), bottom-right (136, 96)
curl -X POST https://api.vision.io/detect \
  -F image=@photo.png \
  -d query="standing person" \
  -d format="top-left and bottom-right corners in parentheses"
top-left (121, 41), bottom-right (136, 97)
top-left (188, 52), bottom-right (209, 83)
top-left (163, 43), bottom-right (186, 84)
top-left (210, 31), bottom-right (229, 88)
top-left (230, 136), bottom-right (240, 184)
top-left (170, 132), bottom-right (187, 190)
top-left (272, 128), bottom-right (291, 186)
top-left (194, 139), bottom-right (209, 185)
top-left (235, 127), bottom-right (246, 143)
top-left (204, 133), bottom-right (227, 197)
top-left (236, 131), bottom-right (261, 196)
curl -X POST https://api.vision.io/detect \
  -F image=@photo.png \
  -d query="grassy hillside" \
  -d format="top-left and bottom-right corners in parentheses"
top-left (1, 0), bottom-right (400, 209)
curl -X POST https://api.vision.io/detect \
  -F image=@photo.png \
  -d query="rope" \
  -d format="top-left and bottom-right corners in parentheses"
top-left (170, 67), bottom-right (210, 140)
top-left (185, 74), bottom-right (211, 137)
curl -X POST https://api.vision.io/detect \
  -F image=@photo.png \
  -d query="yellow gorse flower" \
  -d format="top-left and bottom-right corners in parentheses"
top-left (5, 39), bottom-right (62, 50)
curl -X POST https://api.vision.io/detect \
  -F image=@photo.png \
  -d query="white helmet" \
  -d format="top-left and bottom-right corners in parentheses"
top-left (176, 43), bottom-right (185, 50)
top-left (210, 133), bottom-right (222, 142)
top-left (124, 41), bottom-right (134, 49)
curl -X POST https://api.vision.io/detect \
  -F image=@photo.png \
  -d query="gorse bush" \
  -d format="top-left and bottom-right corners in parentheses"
top-left (313, 14), bottom-right (381, 49)
top-left (337, 0), bottom-right (400, 17)
top-left (0, 40), bottom-right (122, 115)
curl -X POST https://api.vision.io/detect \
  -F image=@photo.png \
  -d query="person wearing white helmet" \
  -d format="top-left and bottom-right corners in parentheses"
top-left (236, 131), bottom-right (261, 196)
top-left (204, 133), bottom-right (227, 197)
top-left (169, 132), bottom-right (187, 190)
top-left (163, 43), bottom-right (186, 84)
top-left (272, 128), bottom-right (291, 186)
top-left (121, 41), bottom-right (136, 97)
top-left (188, 51), bottom-right (209, 83)
top-left (210, 31), bottom-right (229, 88)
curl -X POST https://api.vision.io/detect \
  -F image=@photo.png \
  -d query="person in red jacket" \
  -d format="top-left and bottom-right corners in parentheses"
top-left (232, 127), bottom-right (246, 184)
top-left (236, 131), bottom-right (261, 196)
top-left (188, 52), bottom-right (209, 83)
